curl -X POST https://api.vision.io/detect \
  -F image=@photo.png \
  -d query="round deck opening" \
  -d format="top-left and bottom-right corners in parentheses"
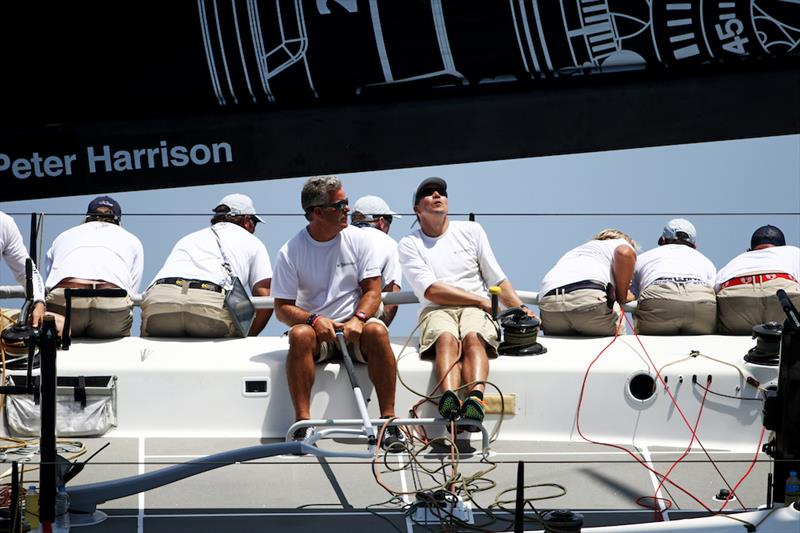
top-left (627, 372), bottom-right (656, 403)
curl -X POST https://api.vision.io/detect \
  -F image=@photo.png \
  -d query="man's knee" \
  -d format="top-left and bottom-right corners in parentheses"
top-left (462, 331), bottom-right (486, 350)
top-left (288, 325), bottom-right (317, 354)
top-left (362, 322), bottom-right (389, 344)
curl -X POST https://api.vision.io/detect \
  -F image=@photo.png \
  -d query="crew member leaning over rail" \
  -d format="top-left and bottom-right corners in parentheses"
top-left (398, 177), bottom-right (535, 430)
top-left (631, 218), bottom-right (717, 335)
top-left (538, 229), bottom-right (637, 336)
top-left (45, 196), bottom-right (143, 338)
top-left (715, 224), bottom-right (800, 335)
top-left (140, 194), bottom-right (272, 337)
top-left (272, 176), bottom-right (403, 451)
top-left (0, 211), bottom-right (46, 327)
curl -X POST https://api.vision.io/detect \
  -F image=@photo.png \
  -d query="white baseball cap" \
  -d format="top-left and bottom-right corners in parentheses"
top-left (662, 218), bottom-right (696, 244)
top-left (351, 195), bottom-right (402, 219)
top-left (216, 193), bottom-right (265, 223)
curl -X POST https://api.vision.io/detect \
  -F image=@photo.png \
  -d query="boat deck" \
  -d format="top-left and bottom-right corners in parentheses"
top-left (8, 436), bottom-right (771, 532)
top-left (0, 333), bottom-right (783, 531)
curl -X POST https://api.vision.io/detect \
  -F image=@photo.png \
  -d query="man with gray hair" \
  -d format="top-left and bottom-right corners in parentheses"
top-left (539, 229), bottom-right (637, 336)
top-left (351, 195), bottom-right (402, 326)
top-left (272, 176), bottom-right (403, 451)
top-left (631, 219), bottom-right (717, 334)
top-left (141, 193), bottom-right (272, 337)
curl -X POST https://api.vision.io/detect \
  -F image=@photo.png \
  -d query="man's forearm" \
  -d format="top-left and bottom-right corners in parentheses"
top-left (275, 301), bottom-right (312, 326)
top-left (424, 282), bottom-right (489, 308)
top-left (355, 290), bottom-right (381, 318)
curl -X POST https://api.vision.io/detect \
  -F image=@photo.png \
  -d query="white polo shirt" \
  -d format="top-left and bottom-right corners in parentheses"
top-left (0, 212), bottom-right (45, 301)
top-left (358, 226), bottom-right (402, 290)
top-left (632, 244), bottom-right (716, 296)
top-left (540, 238), bottom-right (634, 297)
top-left (151, 222), bottom-right (272, 291)
top-left (398, 221), bottom-right (506, 312)
top-left (272, 225), bottom-right (381, 322)
top-left (715, 246), bottom-right (800, 292)
top-left (45, 221), bottom-right (144, 295)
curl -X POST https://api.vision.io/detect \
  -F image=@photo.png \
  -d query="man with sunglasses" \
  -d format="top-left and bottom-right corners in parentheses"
top-left (351, 195), bottom-right (403, 326)
top-left (141, 193), bottom-right (272, 337)
top-left (272, 176), bottom-right (403, 451)
top-left (398, 177), bottom-right (535, 430)
top-left (45, 196), bottom-right (143, 337)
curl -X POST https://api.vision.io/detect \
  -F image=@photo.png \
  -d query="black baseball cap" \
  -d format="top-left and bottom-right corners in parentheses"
top-left (87, 196), bottom-right (122, 217)
top-left (751, 225), bottom-right (786, 249)
top-left (413, 177), bottom-right (448, 206)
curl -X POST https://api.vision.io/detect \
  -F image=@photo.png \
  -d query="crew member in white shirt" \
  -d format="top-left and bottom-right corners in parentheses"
top-left (398, 177), bottom-right (534, 428)
top-left (272, 176), bottom-right (403, 450)
top-left (715, 225), bottom-right (800, 334)
top-left (45, 196), bottom-right (144, 337)
top-left (539, 229), bottom-right (637, 336)
top-left (140, 194), bottom-right (272, 337)
top-left (631, 219), bottom-right (717, 335)
top-left (0, 212), bottom-right (46, 326)
top-left (350, 195), bottom-right (402, 326)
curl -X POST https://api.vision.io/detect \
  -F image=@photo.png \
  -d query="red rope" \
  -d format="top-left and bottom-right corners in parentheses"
top-left (622, 314), bottom-right (748, 510)
top-left (717, 426), bottom-right (767, 513)
top-left (575, 312), bottom-right (711, 512)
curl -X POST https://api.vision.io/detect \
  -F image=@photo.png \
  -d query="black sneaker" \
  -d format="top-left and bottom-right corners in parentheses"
top-left (438, 390), bottom-right (461, 421)
top-left (291, 425), bottom-right (315, 455)
top-left (381, 425), bottom-right (406, 453)
top-left (460, 396), bottom-right (485, 433)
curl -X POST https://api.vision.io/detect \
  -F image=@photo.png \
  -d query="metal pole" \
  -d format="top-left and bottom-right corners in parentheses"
top-left (335, 331), bottom-right (376, 446)
top-left (10, 461), bottom-right (20, 533)
top-left (514, 460), bottom-right (524, 533)
top-left (28, 213), bottom-right (37, 267)
top-left (39, 315), bottom-right (58, 524)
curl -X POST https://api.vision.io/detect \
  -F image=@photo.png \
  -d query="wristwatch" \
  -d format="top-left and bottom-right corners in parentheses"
top-left (354, 311), bottom-right (368, 322)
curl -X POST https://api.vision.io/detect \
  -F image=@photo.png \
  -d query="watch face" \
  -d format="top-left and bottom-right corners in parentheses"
top-left (355, 311), bottom-right (367, 321)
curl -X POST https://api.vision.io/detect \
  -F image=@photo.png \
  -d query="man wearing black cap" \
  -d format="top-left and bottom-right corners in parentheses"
top-left (45, 196), bottom-right (144, 337)
top-left (715, 225), bottom-right (800, 334)
top-left (398, 177), bottom-right (534, 429)
top-left (141, 193), bottom-right (272, 337)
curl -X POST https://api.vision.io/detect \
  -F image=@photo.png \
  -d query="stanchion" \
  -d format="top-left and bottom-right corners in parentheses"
top-left (39, 315), bottom-right (58, 524)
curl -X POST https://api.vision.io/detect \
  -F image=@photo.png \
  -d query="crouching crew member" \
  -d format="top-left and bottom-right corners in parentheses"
top-left (140, 194), bottom-right (272, 337)
top-left (632, 219), bottom-right (717, 335)
top-left (45, 196), bottom-right (143, 337)
top-left (539, 229), bottom-right (637, 336)
top-left (715, 225), bottom-right (800, 334)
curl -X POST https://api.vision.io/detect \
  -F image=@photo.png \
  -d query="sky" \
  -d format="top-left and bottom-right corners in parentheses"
top-left (1, 134), bottom-right (798, 338)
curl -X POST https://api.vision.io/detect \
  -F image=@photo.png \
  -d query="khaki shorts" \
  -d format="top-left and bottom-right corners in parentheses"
top-left (418, 306), bottom-right (499, 359)
top-left (717, 278), bottom-right (800, 335)
top-left (539, 289), bottom-right (624, 336)
top-left (634, 283), bottom-right (717, 335)
top-left (290, 317), bottom-right (387, 364)
top-left (47, 288), bottom-right (133, 338)
top-left (140, 283), bottom-right (238, 338)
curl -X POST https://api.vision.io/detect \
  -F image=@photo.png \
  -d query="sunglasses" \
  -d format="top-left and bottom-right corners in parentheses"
top-left (418, 187), bottom-right (447, 198)
top-left (313, 198), bottom-right (349, 211)
top-left (351, 214), bottom-right (393, 226)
